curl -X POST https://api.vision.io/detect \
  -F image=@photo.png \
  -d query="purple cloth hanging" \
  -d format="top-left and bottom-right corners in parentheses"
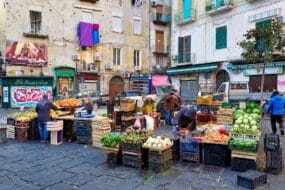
top-left (79, 22), bottom-right (93, 47)
top-left (93, 24), bottom-right (99, 31)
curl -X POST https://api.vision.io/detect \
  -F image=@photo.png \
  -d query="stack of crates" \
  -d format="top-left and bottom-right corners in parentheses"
top-left (196, 96), bottom-right (213, 123)
top-left (76, 120), bottom-right (92, 144)
top-left (148, 148), bottom-right (172, 172)
top-left (92, 119), bottom-right (111, 148)
top-left (264, 134), bottom-right (282, 175)
top-left (121, 142), bottom-right (147, 169)
top-left (180, 136), bottom-right (202, 163)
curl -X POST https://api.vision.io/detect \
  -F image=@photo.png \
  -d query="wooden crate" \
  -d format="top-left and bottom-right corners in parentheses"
top-left (216, 115), bottom-right (233, 125)
top-left (217, 108), bottom-right (234, 116)
top-left (231, 150), bottom-right (258, 161)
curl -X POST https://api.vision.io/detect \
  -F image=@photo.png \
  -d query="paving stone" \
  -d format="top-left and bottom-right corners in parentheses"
top-left (64, 174), bottom-right (94, 187)
top-left (45, 182), bottom-right (77, 190)
top-left (78, 180), bottom-right (107, 190)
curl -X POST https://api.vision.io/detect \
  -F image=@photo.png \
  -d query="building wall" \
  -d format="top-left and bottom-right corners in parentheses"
top-left (171, 0), bottom-right (285, 66)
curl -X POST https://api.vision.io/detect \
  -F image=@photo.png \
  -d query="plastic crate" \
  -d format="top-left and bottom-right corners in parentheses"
top-left (180, 151), bottom-right (201, 163)
top-left (76, 120), bottom-right (92, 128)
top-left (149, 149), bottom-right (172, 164)
top-left (77, 136), bottom-right (91, 144)
top-left (231, 158), bottom-right (256, 172)
top-left (203, 144), bottom-right (231, 167)
top-left (197, 105), bottom-right (211, 114)
top-left (180, 138), bottom-right (201, 153)
top-left (196, 113), bottom-right (212, 122)
top-left (196, 96), bottom-right (213, 105)
top-left (172, 151), bottom-right (180, 161)
top-left (148, 159), bottom-right (172, 172)
top-left (264, 134), bottom-right (280, 152)
top-left (7, 118), bottom-right (15, 126)
top-left (172, 138), bottom-right (180, 152)
top-left (221, 102), bottom-right (236, 109)
top-left (121, 142), bottom-right (142, 154)
top-left (266, 149), bottom-right (282, 175)
top-left (76, 127), bottom-right (92, 136)
top-left (122, 154), bottom-right (144, 169)
top-left (107, 152), bottom-right (122, 166)
top-left (237, 170), bottom-right (267, 189)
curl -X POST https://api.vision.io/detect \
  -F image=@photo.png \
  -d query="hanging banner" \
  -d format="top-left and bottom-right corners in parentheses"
top-left (243, 67), bottom-right (283, 76)
top-left (6, 41), bottom-right (48, 66)
top-left (10, 86), bottom-right (52, 107)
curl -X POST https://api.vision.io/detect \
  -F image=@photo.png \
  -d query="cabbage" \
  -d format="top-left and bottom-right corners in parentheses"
top-left (251, 125), bottom-right (258, 130)
top-left (243, 119), bottom-right (249, 124)
top-left (253, 108), bottom-right (261, 114)
top-left (244, 124), bottom-right (250, 129)
top-left (245, 108), bottom-right (252, 114)
top-left (250, 102), bottom-right (257, 109)
top-left (250, 120), bottom-right (257, 126)
top-left (236, 119), bottom-right (243, 124)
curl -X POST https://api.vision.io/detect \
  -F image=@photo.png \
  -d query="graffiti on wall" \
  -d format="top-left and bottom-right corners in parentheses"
top-left (11, 86), bottom-right (52, 107)
top-left (6, 41), bottom-right (48, 66)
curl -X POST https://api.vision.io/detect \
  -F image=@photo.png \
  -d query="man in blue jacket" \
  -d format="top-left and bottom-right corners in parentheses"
top-left (266, 91), bottom-right (285, 135)
top-left (36, 94), bottom-right (58, 142)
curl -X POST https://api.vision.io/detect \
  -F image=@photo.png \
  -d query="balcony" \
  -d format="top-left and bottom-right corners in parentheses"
top-left (175, 52), bottom-right (195, 65)
top-left (152, 44), bottom-right (170, 55)
top-left (206, 0), bottom-right (233, 16)
top-left (152, 13), bottom-right (170, 25)
top-left (175, 9), bottom-right (197, 25)
top-left (152, 65), bottom-right (168, 74)
top-left (23, 22), bottom-right (48, 38)
top-left (77, 63), bottom-right (99, 73)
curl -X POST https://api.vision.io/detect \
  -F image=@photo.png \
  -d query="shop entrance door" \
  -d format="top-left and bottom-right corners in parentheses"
top-left (180, 80), bottom-right (199, 103)
top-left (249, 75), bottom-right (277, 93)
top-left (109, 76), bottom-right (124, 100)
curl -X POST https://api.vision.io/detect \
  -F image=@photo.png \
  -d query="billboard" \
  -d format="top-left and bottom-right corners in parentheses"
top-left (11, 86), bottom-right (52, 107)
top-left (6, 41), bottom-right (48, 66)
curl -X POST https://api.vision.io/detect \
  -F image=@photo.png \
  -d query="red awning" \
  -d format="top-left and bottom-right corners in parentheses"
top-left (152, 75), bottom-right (171, 86)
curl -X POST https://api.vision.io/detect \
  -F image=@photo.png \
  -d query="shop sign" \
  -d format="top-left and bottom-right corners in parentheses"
top-left (232, 61), bottom-right (285, 70)
top-left (6, 41), bottom-right (48, 66)
top-left (179, 74), bottom-right (198, 80)
top-left (248, 8), bottom-right (280, 22)
top-left (10, 86), bottom-right (52, 107)
top-left (3, 87), bottom-right (9, 103)
top-left (14, 79), bottom-right (50, 86)
top-left (243, 67), bottom-right (283, 76)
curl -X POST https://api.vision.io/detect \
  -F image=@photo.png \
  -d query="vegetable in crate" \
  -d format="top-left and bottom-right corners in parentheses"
top-left (101, 133), bottom-right (123, 148)
top-left (123, 128), bottom-right (154, 144)
top-left (230, 139), bottom-right (258, 152)
top-left (143, 136), bottom-right (173, 150)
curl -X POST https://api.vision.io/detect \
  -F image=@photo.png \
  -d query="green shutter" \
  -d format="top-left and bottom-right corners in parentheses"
top-left (178, 37), bottom-right (184, 63)
top-left (216, 26), bottom-right (227, 49)
top-left (256, 19), bottom-right (271, 51)
top-left (185, 36), bottom-right (191, 62)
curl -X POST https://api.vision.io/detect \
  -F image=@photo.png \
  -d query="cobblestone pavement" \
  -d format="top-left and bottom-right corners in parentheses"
top-left (0, 110), bottom-right (284, 190)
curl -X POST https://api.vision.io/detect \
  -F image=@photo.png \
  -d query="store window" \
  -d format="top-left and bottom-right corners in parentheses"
top-left (133, 18), bottom-right (142, 35)
top-left (134, 50), bottom-right (140, 67)
top-left (30, 11), bottom-right (41, 34)
top-left (112, 16), bottom-right (123, 33)
top-left (113, 48), bottom-right (121, 66)
top-left (216, 26), bottom-right (227, 49)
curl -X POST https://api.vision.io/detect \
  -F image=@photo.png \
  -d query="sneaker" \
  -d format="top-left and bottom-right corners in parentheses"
top-left (281, 130), bottom-right (284, 136)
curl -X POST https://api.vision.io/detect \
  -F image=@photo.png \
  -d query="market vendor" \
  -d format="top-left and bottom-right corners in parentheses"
top-left (83, 98), bottom-right (94, 115)
top-left (177, 104), bottom-right (197, 131)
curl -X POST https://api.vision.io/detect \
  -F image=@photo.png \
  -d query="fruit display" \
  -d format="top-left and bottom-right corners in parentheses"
top-left (101, 133), bottom-right (124, 148)
top-left (143, 136), bottom-right (173, 150)
top-left (54, 98), bottom-right (81, 107)
top-left (229, 139), bottom-right (258, 152)
top-left (8, 109), bottom-right (37, 122)
top-left (202, 131), bottom-right (230, 145)
top-left (122, 128), bottom-right (154, 144)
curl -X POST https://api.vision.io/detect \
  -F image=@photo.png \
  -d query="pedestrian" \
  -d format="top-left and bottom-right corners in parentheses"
top-left (164, 91), bottom-right (180, 126)
top-left (266, 91), bottom-right (285, 135)
top-left (83, 98), bottom-right (94, 115)
top-left (35, 94), bottom-right (58, 142)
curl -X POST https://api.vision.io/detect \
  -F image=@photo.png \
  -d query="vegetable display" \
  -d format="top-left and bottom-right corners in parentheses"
top-left (101, 133), bottom-right (123, 148)
top-left (8, 109), bottom-right (37, 122)
top-left (202, 132), bottom-right (230, 145)
top-left (54, 98), bottom-right (81, 107)
top-left (230, 139), bottom-right (258, 152)
top-left (123, 128), bottom-right (154, 144)
top-left (143, 136), bottom-right (173, 150)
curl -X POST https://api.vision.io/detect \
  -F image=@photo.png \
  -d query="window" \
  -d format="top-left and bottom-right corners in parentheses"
top-left (178, 35), bottom-right (191, 63)
top-left (133, 19), bottom-right (142, 35)
top-left (113, 48), bottom-right (121, 66)
top-left (256, 19), bottom-right (271, 50)
top-left (81, 11), bottom-right (92, 23)
top-left (216, 26), bottom-right (227, 49)
top-left (134, 50), bottom-right (140, 67)
top-left (112, 16), bottom-right (122, 33)
top-left (30, 11), bottom-right (41, 34)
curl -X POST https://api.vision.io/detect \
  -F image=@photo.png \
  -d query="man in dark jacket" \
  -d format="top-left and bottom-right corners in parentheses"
top-left (266, 91), bottom-right (285, 135)
top-left (36, 94), bottom-right (57, 142)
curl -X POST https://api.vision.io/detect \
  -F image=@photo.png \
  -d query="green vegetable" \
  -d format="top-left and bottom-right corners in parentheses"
top-left (101, 133), bottom-right (123, 148)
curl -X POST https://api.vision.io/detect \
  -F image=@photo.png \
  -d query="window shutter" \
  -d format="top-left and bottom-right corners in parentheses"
top-left (112, 16), bottom-right (122, 33)
top-left (185, 36), bottom-right (191, 62)
top-left (256, 19), bottom-right (271, 51)
top-left (216, 0), bottom-right (221, 8)
top-left (178, 37), bottom-right (184, 63)
top-left (216, 26), bottom-right (227, 49)
top-left (133, 19), bottom-right (142, 35)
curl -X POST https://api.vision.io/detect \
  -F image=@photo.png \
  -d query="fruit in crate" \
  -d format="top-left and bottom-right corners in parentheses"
top-left (50, 110), bottom-right (58, 118)
top-left (143, 136), bottom-right (173, 150)
top-left (8, 109), bottom-right (37, 122)
top-left (55, 98), bottom-right (81, 107)
top-left (203, 132), bottom-right (230, 144)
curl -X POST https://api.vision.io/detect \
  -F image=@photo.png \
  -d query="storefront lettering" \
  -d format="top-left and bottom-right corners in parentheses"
top-left (14, 79), bottom-right (49, 86)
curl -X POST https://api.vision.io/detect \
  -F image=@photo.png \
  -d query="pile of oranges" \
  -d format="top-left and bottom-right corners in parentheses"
top-left (55, 98), bottom-right (81, 107)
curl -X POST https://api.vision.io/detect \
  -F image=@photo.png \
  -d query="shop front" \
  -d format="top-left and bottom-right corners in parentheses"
top-left (227, 61), bottom-right (285, 93)
top-left (1, 76), bottom-right (53, 108)
top-left (54, 67), bottom-right (76, 97)
top-left (77, 74), bottom-right (100, 92)
top-left (167, 62), bottom-right (219, 102)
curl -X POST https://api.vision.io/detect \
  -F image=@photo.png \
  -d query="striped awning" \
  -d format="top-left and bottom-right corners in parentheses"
top-left (167, 62), bottom-right (219, 75)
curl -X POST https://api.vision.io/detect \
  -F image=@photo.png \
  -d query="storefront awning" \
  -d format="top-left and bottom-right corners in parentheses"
top-left (55, 67), bottom-right (76, 77)
top-left (230, 61), bottom-right (285, 70)
top-left (167, 62), bottom-right (219, 76)
top-left (152, 75), bottom-right (171, 86)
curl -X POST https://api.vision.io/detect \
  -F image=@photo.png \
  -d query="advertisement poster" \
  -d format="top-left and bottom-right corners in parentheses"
top-left (6, 41), bottom-right (48, 66)
top-left (11, 86), bottom-right (52, 107)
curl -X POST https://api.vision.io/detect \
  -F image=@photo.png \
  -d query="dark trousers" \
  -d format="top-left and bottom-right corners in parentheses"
top-left (270, 115), bottom-right (284, 134)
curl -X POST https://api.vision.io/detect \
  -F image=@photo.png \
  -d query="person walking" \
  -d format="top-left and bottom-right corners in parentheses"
top-left (164, 90), bottom-right (181, 126)
top-left (266, 91), bottom-right (285, 135)
top-left (36, 94), bottom-right (58, 142)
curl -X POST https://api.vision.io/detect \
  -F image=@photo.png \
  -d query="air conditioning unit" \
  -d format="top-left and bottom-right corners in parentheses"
top-left (105, 63), bottom-right (113, 70)
top-left (94, 55), bottom-right (101, 62)
top-left (72, 55), bottom-right (80, 61)
top-left (135, 65), bottom-right (141, 71)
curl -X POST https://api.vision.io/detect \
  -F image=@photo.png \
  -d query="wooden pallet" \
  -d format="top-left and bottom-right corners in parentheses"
top-left (231, 150), bottom-right (258, 161)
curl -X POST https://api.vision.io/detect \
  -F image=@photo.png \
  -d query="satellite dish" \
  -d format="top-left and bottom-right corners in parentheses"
top-left (137, 99), bottom-right (144, 108)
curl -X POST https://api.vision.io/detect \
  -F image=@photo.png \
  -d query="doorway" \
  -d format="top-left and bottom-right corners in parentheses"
top-left (109, 76), bottom-right (124, 100)
top-left (216, 70), bottom-right (230, 90)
